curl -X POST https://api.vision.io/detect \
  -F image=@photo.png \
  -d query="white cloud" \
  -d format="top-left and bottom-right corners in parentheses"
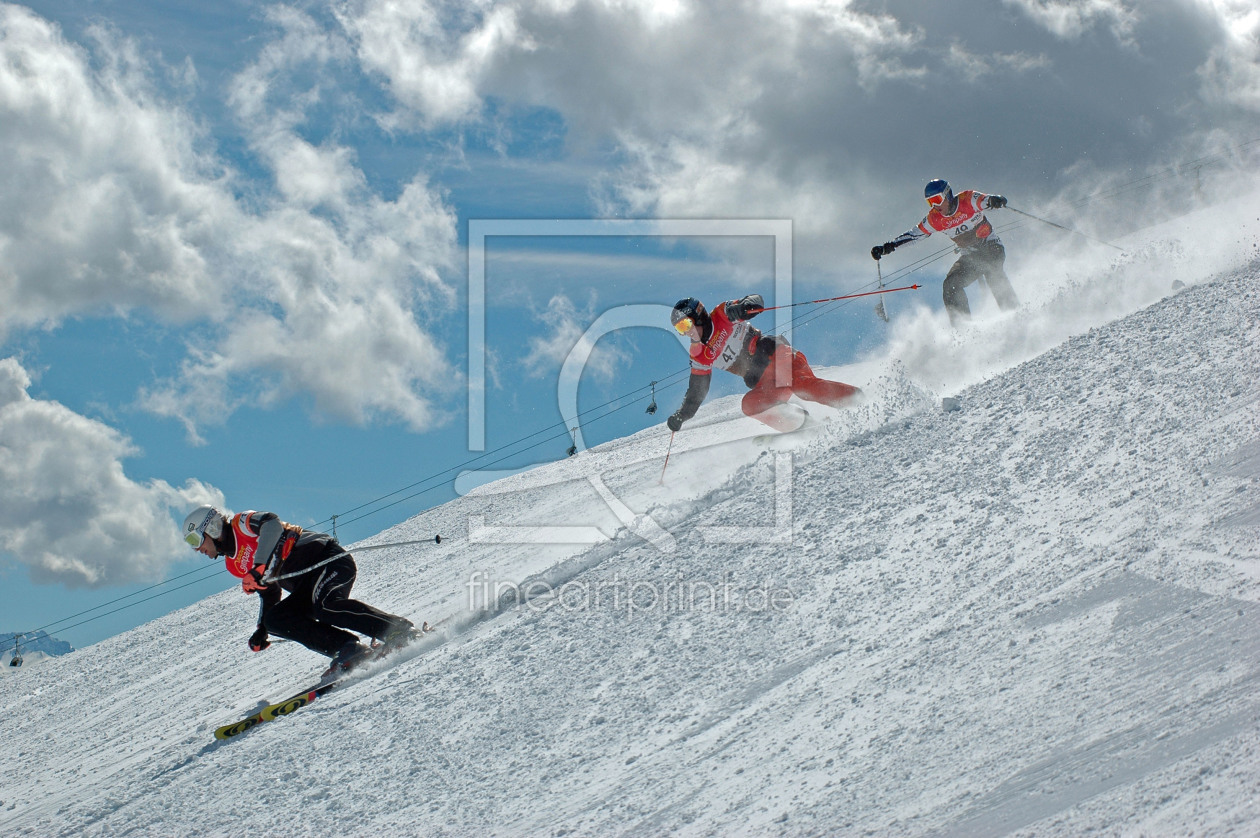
top-left (520, 292), bottom-right (623, 381)
top-left (1000, 0), bottom-right (1140, 42)
top-left (227, 4), bottom-right (354, 128)
top-left (0, 5), bottom-right (230, 332)
top-left (139, 166), bottom-right (460, 441)
top-left (141, 247), bottom-right (455, 440)
top-left (0, 357), bottom-right (223, 587)
top-left (1195, 0), bottom-right (1260, 112)
top-left (0, 5), bottom-right (462, 441)
top-left (337, 0), bottom-right (523, 127)
top-left (136, 6), bottom-right (461, 440)
top-left (945, 43), bottom-right (1052, 82)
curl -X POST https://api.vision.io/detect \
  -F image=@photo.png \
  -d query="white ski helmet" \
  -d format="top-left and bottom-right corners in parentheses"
top-left (183, 505), bottom-right (226, 549)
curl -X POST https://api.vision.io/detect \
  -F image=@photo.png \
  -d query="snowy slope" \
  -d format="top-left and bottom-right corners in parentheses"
top-left (1, 197), bottom-right (1258, 836)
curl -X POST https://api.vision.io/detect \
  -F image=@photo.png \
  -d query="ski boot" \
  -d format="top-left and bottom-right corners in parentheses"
top-left (320, 640), bottom-right (372, 683)
top-left (376, 621), bottom-right (434, 658)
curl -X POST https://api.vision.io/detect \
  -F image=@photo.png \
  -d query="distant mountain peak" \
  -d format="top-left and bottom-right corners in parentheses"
top-left (3, 630), bottom-right (74, 663)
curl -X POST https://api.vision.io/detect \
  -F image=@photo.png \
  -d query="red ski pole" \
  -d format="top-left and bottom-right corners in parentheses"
top-left (746, 284), bottom-right (920, 313)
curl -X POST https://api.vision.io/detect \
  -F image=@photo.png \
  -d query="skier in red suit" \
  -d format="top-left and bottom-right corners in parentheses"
top-left (872, 178), bottom-right (1019, 326)
top-left (667, 296), bottom-right (861, 434)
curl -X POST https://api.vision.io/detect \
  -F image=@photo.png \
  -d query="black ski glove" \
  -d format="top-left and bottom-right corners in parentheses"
top-left (988, 195), bottom-right (1007, 209)
top-left (871, 243), bottom-right (895, 261)
top-left (248, 625), bottom-right (270, 652)
top-left (667, 412), bottom-right (685, 432)
top-left (736, 295), bottom-right (764, 320)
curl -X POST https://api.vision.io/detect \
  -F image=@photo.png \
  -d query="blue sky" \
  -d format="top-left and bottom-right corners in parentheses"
top-left (2, 0), bottom-right (1258, 649)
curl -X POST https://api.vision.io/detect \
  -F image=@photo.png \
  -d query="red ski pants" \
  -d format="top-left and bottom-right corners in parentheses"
top-left (741, 345), bottom-right (859, 418)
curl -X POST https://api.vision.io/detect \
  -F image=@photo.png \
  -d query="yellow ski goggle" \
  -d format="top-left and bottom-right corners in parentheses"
top-left (673, 316), bottom-right (695, 334)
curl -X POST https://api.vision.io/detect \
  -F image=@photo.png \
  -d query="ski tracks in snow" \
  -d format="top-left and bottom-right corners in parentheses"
top-left (2, 250), bottom-right (1259, 836)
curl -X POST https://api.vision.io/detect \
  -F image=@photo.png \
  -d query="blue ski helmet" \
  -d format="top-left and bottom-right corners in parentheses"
top-left (925, 179), bottom-right (956, 213)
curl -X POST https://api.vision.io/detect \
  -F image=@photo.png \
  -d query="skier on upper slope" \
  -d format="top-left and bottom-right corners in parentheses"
top-left (182, 506), bottom-right (418, 678)
top-left (871, 178), bottom-right (1019, 327)
top-left (666, 295), bottom-right (862, 434)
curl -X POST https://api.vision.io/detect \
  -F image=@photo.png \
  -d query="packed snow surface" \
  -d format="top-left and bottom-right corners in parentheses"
top-left (1, 197), bottom-right (1258, 836)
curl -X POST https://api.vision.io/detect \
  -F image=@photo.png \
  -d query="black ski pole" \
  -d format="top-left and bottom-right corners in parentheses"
top-left (1007, 206), bottom-right (1125, 252)
top-left (264, 534), bottom-right (443, 583)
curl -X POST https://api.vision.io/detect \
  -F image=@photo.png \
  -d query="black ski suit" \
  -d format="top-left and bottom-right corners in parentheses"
top-left (240, 513), bottom-right (408, 657)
